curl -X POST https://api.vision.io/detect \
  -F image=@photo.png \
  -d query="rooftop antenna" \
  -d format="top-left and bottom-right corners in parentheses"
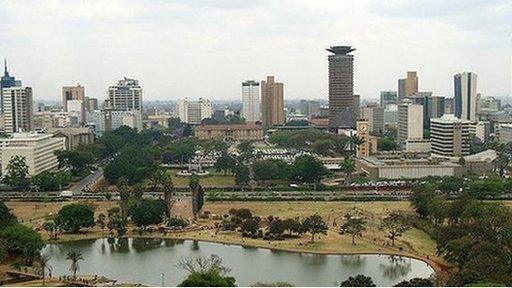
top-left (4, 58), bottom-right (7, 74)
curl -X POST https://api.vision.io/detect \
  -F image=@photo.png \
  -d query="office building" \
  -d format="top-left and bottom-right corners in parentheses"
top-left (473, 121), bottom-right (490, 144)
top-left (2, 86), bottom-right (34, 133)
top-left (398, 71), bottom-right (418, 100)
top-left (177, 98), bottom-right (213, 124)
top-left (108, 77), bottom-right (142, 111)
top-left (242, 80), bottom-right (260, 123)
top-left (327, 46), bottom-right (357, 128)
top-left (384, 104), bottom-right (398, 126)
top-left (361, 106), bottom-right (384, 133)
top-left (0, 60), bottom-right (21, 114)
top-left (454, 72), bottom-right (477, 122)
top-left (66, 99), bottom-right (85, 124)
top-left (47, 127), bottom-right (94, 150)
top-left (497, 123), bottom-right (512, 144)
top-left (411, 93), bottom-right (445, 130)
top-left (380, 91), bottom-right (397, 107)
top-left (84, 97), bottom-right (98, 112)
top-left (300, 100), bottom-right (321, 119)
top-left (261, 76), bottom-right (284, 128)
top-left (356, 119), bottom-right (378, 157)
top-left (430, 114), bottom-right (472, 157)
top-left (397, 102), bottom-right (423, 144)
top-left (62, 84), bottom-right (85, 112)
top-left (0, 133), bottom-right (65, 176)
top-left (444, 98), bottom-right (454, 114)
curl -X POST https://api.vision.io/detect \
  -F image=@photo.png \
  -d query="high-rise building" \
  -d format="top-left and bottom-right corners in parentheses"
top-left (444, 98), bottom-right (455, 114)
top-left (410, 93), bottom-right (445, 130)
top-left (397, 102), bottom-right (423, 144)
top-left (454, 72), bottom-right (477, 122)
top-left (430, 114), bottom-right (472, 157)
top-left (0, 60), bottom-right (21, 114)
top-left (260, 76), bottom-right (284, 128)
top-left (2, 86), bottom-right (34, 133)
top-left (361, 106), bottom-right (384, 133)
top-left (327, 46), bottom-right (357, 128)
top-left (177, 98), bottom-right (213, 124)
top-left (242, 80), bottom-right (260, 123)
top-left (380, 91), bottom-right (397, 107)
top-left (62, 84), bottom-right (85, 112)
top-left (108, 77), bottom-right (142, 111)
top-left (398, 71), bottom-right (418, 100)
top-left (300, 100), bottom-right (320, 119)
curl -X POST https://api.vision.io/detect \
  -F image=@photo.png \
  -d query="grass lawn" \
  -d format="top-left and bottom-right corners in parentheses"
top-left (167, 169), bottom-right (235, 188)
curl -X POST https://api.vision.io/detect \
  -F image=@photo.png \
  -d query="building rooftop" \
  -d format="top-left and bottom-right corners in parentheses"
top-left (431, 114), bottom-right (473, 124)
top-left (196, 124), bottom-right (263, 131)
top-left (326, 46), bottom-right (355, 55)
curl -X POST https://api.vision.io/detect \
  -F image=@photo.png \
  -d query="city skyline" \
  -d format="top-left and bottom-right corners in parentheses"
top-left (0, 1), bottom-right (510, 101)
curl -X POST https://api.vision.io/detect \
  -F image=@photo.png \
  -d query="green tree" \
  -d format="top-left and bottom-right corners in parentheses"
top-left (0, 202), bottom-right (17, 228)
top-left (378, 137), bottom-right (399, 151)
top-left (340, 274), bottom-right (376, 287)
top-left (190, 177), bottom-right (204, 220)
top-left (3, 155), bottom-right (29, 188)
top-left (380, 212), bottom-right (410, 246)
top-left (0, 224), bottom-right (44, 265)
top-left (214, 153), bottom-right (236, 175)
top-left (268, 219), bottom-right (286, 237)
top-left (42, 221), bottom-right (59, 240)
top-left (177, 255), bottom-right (235, 287)
top-left (340, 215), bottom-right (367, 245)
top-left (288, 155), bottom-right (328, 184)
top-left (129, 200), bottom-right (166, 229)
top-left (106, 207), bottom-right (126, 236)
top-left (104, 147), bottom-right (157, 185)
top-left (311, 139), bottom-right (336, 156)
top-left (55, 150), bottom-right (93, 176)
top-left (301, 214), bottom-right (328, 243)
top-left (349, 135), bottom-right (364, 156)
top-left (55, 203), bottom-right (95, 233)
top-left (340, 157), bottom-right (356, 185)
top-left (116, 177), bottom-right (130, 221)
top-left (32, 171), bottom-right (72, 191)
top-left (253, 159), bottom-right (288, 181)
top-left (238, 141), bottom-right (254, 161)
top-left (66, 251), bottom-right (84, 279)
top-left (394, 277), bottom-right (433, 287)
top-left (240, 218), bottom-right (259, 236)
top-left (234, 163), bottom-right (250, 186)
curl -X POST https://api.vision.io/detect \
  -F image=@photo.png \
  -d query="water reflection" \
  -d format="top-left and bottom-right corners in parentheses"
top-left (43, 238), bottom-right (433, 287)
top-left (340, 255), bottom-right (366, 267)
top-left (379, 255), bottom-right (412, 280)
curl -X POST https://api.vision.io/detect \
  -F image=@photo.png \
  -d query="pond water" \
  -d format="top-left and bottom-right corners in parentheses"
top-left (43, 238), bottom-right (434, 287)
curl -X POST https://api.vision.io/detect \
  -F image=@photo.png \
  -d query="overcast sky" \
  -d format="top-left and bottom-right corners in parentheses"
top-left (0, 0), bottom-right (511, 102)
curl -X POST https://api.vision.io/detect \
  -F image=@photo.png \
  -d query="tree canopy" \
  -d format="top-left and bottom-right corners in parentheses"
top-left (55, 203), bottom-right (95, 233)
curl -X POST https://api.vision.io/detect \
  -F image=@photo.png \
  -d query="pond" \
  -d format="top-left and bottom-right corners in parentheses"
top-left (43, 238), bottom-right (434, 287)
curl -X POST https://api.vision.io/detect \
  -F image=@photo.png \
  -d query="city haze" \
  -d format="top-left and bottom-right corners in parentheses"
top-left (0, 0), bottom-right (510, 101)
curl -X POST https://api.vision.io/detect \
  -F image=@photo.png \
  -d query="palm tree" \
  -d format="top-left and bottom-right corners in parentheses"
top-left (131, 183), bottom-right (145, 205)
top-left (66, 251), bottom-right (84, 279)
top-left (340, 157), bottom-right (356, 185)
top-left (349, 135), bottom-right (364, 156)
top-left (116, 177), bottom-right (129, 221)
top-left (161, 174), bottom-right (174, 217)
top-left (38, 254), bottom-right (52, 286)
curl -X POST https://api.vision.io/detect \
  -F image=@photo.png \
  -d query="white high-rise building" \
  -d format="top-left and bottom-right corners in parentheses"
top-left (107, 77), bottom-right (142, 111)
top-left (242, 80), bottom-right (260, 123)
top-left (177, 98), bottom-right (212, 124)
top-left (430, 114), bottom-right (472, 157)
top-left (397, 102), bottom-right (423, 144)
top-left (454, 72), bottom-right (477, 122)
top-left (2, 86), bottom-right (34, 133)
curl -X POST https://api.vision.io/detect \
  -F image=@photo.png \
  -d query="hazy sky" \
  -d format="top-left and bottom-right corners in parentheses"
top-left (0, 0), bottom-right (511, 102)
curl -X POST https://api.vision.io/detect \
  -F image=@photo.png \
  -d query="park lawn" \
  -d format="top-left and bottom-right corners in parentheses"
top-left (167, 169), bottom-right (235, 188)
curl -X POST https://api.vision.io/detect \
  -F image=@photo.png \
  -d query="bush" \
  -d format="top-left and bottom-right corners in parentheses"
top-left (168, 218), bottom-right (189, 228)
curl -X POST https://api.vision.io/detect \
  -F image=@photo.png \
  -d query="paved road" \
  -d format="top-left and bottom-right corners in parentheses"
top-left (71, 167), bottom-right (104, 195)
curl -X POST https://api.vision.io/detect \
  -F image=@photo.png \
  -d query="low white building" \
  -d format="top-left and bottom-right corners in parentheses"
top-left (0, 133), bottom-right (65, 176)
